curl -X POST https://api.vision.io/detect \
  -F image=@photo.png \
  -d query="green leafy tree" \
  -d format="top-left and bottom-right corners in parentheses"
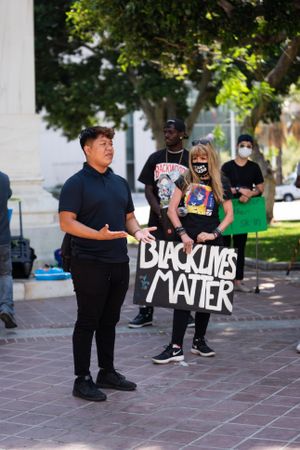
top-left (68, 0), bottom-right (300, 221)
top-left (36, 1), bottom-right (300, 219)
top-left (35, 0), bottom-right (217, 148)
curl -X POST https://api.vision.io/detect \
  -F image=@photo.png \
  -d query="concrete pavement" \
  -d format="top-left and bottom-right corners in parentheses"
top-left (0, 244), bottom-right (299, 449)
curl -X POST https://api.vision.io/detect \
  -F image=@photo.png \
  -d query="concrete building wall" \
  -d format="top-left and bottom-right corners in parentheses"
top-left (39, 111), bottom-right (156, 191)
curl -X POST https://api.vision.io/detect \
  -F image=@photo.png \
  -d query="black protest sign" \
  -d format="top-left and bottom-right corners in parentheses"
top-left (133, 240), bottom-right (237, 315)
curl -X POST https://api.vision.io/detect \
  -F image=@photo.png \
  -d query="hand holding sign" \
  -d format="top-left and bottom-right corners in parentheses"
top-left (197, 232), bottom-right (215, 244)
top-left (180, 233), bottom-right (194, 254)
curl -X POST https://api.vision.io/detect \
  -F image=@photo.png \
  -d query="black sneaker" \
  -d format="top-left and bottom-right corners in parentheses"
top-left (73, 375), bottom-right (107, 401)
top-left (152, 344), bottom-right (184, 364)
top-left (128, 312), bottom-right (153, 328)
top-left (96, 369), bottom-right (137, 391)
top-left (0, 312), bottom-right (17, 329)
top-left (191, 337), bottom-right (215, 357)
top-left (187, 314), bottom-right (195, 328)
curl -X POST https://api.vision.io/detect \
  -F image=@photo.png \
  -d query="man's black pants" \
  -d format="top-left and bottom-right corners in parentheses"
top-left (71, 257), bottom-right (129, 377)
top-left (223, 233), bottom-right (248, 281)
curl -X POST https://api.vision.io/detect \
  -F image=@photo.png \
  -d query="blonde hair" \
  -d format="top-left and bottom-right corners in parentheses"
top-left (182, 142), bottom-right (224, 203)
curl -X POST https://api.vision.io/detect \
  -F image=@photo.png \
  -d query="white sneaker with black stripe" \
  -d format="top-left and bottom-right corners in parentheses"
top-left (152, 344), bottom-right (184, 364)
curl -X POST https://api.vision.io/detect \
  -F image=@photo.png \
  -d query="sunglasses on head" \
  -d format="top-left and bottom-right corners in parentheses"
top-left (192, 138), bottom-right (210, 146)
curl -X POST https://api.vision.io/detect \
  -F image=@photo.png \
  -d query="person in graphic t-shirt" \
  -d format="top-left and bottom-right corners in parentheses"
top-left (152, 138), bottom-right (233, 364)
top-left (222, 134), bottom-right (264, 293)
top-left (128, 119), bottom-right (195, 328)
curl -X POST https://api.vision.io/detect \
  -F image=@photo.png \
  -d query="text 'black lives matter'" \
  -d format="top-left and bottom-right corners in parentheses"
top-left (133, 240), bottom-right (237, 315)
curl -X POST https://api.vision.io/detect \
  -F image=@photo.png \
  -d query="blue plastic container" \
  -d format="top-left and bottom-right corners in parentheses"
top-left (8, 209), bottom-right (13, 222)
top-left (34, 267), bottom-right (71, 281)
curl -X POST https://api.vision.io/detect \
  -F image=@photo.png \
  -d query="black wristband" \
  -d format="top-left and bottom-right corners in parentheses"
top-left (175, 226), bottom-right (186, 236)
top-left (213, 227), bottom-right (222, 238)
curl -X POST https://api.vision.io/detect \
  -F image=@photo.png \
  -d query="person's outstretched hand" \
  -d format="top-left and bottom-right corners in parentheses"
top-left (135, 227), bottom-right (157, 243)
top-left (97, 224), bottom-right (128, 240)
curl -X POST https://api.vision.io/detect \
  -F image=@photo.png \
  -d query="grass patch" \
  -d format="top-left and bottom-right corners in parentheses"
top-left (246, 221), bottom-right (300, 262)
top-left (127, 235), bottom-right (139, 245)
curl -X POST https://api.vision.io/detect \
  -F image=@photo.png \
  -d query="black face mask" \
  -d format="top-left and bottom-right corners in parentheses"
top-left (192, 162), bottom-right (209, 177)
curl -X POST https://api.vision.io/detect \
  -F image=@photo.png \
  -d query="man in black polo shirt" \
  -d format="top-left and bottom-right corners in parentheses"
top-left (59, 126), bottom-right (156, 402)
top-left (222, 134), bottom-right (264, 293)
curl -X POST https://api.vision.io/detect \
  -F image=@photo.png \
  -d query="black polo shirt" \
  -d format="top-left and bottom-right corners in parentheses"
top-left (59, 163), bottom-right (134, 263)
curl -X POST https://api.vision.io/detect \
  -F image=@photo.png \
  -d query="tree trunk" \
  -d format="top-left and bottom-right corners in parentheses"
top-left (250, 140), bottom-right (276, 223)
top-left (241, 37), bottom-right (300, 223)
top-left (128, 65), bottom-right (213, 150)
top-left (275, 147), bottom-right (283, 185)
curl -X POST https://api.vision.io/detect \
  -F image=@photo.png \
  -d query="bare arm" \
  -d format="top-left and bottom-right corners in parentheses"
top-left (167, 187), bottom-right (184, 229)
top-left (59, 211), bottom-right (128, 240)
top-left (219, 199), bottom-right (234, 232)
top-left (145, 185), bottom-right (161, 217)
top-left (168, 187), bottom-right (194, 253)
top-left (125, 212), bottom-right (156, 243)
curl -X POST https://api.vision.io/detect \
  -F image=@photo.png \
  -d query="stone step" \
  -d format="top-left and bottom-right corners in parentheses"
top-left (13, 278), bottom-right (74, 301)
top-left (13, 258), bottom-right (137, 301)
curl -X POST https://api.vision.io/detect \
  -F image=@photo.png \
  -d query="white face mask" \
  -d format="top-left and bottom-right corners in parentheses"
top-left (238, 146), bottom-right (252, 158)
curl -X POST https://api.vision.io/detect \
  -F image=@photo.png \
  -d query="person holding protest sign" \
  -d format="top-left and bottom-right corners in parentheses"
top-left (128, 119), bottom-right (195, 329)
top-left (152, 138), bottom-right (233, 364)
top-left (222, 134), bottom-right (264, 293)
top-left (59, 126), bottom-right (156, 401)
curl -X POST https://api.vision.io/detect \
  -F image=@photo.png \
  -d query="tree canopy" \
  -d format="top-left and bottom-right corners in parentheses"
top-left (35, 0), bottom-right (218, 147)
top-left (67, 0), bottom-right (300, 133)
top-left (36, 0), bottom-right (300, 141)
top-left (35, 0), bottom-right (300, 220)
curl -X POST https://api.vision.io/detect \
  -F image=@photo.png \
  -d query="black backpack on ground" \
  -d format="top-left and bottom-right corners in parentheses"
top-left (11, 201), bottom-right (36, 279)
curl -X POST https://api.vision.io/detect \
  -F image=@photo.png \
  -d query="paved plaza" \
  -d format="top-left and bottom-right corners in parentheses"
top-left (0, 246), bottom-right (299, 450)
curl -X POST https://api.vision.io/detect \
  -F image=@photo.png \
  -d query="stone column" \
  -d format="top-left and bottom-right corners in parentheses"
top-left (0, 0), bottom-right (62, 261)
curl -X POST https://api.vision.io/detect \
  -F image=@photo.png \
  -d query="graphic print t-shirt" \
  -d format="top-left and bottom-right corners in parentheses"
top-left (175, 175), bottom-right (232, 240)
top-left (138, 149), bottom-right (189, 227)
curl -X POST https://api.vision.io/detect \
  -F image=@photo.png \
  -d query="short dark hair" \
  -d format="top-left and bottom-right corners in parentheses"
top-left (79, 126), bottom-right (115, 150)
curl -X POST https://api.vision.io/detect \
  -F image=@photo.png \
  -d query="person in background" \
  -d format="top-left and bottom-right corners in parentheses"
top-left (59, 126), bottom-right (156, 402)
top-left (128, 119), bottom-right (195, 329)
top-left (222, 134), bottom-right (264, 293)
top-left (0, 171), bottom-right (17, 329)
top-left (152, 139), bottom-right (233, 364)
